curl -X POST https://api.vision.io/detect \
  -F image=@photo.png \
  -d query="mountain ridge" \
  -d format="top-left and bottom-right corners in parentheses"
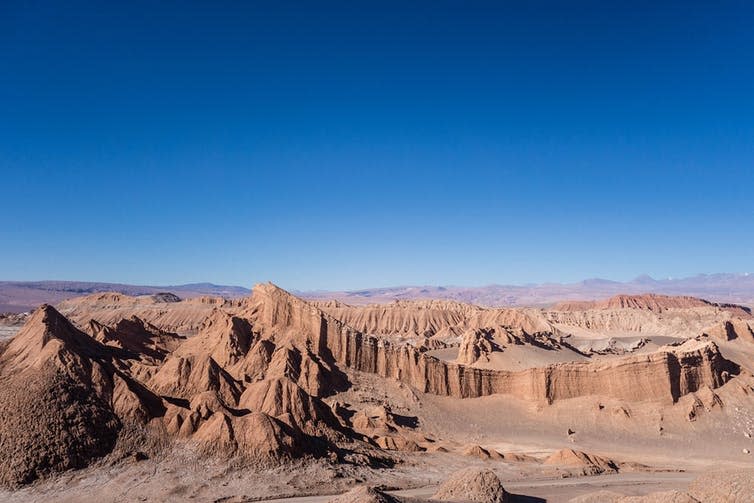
top-left (0, 281), bottom-right (251, 312)
top-left (2, 273), bottom-right (754, 314)
top-left (299, 273), bottom-right (754, 308)
top-left (1, 282), bottom-right (753, 497)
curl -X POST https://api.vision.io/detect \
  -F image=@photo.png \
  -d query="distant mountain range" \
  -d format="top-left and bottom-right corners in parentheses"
top-left (2, 273), bottom-right (753, 313)
top-left (0, 281), bottom-right (251, 312)
top-left (298, 273), bottom-right (754, 308)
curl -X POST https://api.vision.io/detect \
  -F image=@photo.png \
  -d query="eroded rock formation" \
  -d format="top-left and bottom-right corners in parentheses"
top-left (432, 467), bottom-right (509, 503)
top-left (0, 283), bottom-right (748, 487)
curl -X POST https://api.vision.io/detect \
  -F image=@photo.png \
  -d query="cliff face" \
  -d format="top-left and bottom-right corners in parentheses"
top-left (703, 319), bottom-right (754, 342)
top-left (546, 294), bottom-right (752, 338)
top-left (544, 308), bottom-right (743, 338)
top-left (321, 319), bottom-right (737, 404)
top-left (316, 299), bottom-right (559, 342)
top-left (58, 292), bottom-right (246, 334)
top-left (238, 285), bottom-right (740, 405)
top-left (0, 284), bottom-right (747, 487)
top-left (317, 293), bottom-right (747, 344)
top-left (315, 299), bottom-right (479, 338)
top-left (49, 285), bottom-right (742, 407)
top-left (553, 293), bottom-right (752, 316)
top-left (0, 296), bottom-right (348, 487)
top-left (0, 306), bottom-right (125, 486)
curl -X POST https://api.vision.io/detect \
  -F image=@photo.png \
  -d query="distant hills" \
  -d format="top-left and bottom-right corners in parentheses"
top-left (2, 273), bottom-right (753, 313)
top-left (0, 281), bottom-right (251, 312)
top-left (298, 273), bottom-right (754, 308)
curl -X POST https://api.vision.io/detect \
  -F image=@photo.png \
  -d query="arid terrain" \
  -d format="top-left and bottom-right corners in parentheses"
top-left (299, 273), bottom-right (754, 308)
top-left (4, 272), bottom-right (754, 313)
top-left (5, 0), bottom-right (753, 500)
top-left (0, 281), bottom-right (251, 313)
top-left (1, 284), bottom-right (753, 502)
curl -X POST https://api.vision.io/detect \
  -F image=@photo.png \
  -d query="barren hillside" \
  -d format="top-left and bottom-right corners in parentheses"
top-left (1, 285), bottom-right (753, 502)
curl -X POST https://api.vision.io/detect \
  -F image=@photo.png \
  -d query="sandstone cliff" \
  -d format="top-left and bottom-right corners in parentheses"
top-left (553, 293), bottom-right (751, 317)
top-left (0, 284), bottom-right (747, 488)
top-left (254, 286), bottom-right (739, 404)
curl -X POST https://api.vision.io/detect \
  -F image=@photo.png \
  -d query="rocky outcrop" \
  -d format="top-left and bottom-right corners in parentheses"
top-left (58, 292), bottom-right (245, 334)
top-left (554, 294), bottom-right (751, 317)
top-left (238, 377), bottom-right (342, 436)
top-left (174, 309), bottom-right (255, 368)
top-left (316, 299), bottom-right (560, 344)
top-left (457, 328), bottom-right (501, 365)
top-left (316, 299), bottom-right (480, 339)
top-left (703, 319), bottom-right (754, 342)
top-left (347, 403), bottom-right (425, 452)
top-left (463, 444), bottom-right (504, 460)
top-left (88, 316), bottom-right (184, 362)
top-left (457, 326), bottom-right (583, 365)
top-left (351, 404), bottom-right (400, 435)
top-left (1, 284), bottom-right (748, 489)
top-left (547, 294), bottom-right (751, 338)
top-left (374, 435), bottom-right (423, 452)
top-left (0, 306), bottom-right (121, 486)
top-left (0, 296), bottom-right (351, 487)
top-left (432, 468), bottom-right (509, 503)
top-left (543, 448), bottom-right (619, 475)
top-left (207, 285), bottom-right (741, 405)
top-left (149, 353), bottom-right (243, 406)
top-left (324, 321), bottom-right (737, 403)
top-left (545, 308), bottom-right (736, 338)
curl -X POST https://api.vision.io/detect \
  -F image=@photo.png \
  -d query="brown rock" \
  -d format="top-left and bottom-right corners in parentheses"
top-left (375, 436), bottom-right (424, 452)
top-left (432, 467), bottom-right (509, 503)
top-left (543, 448), bottom-right (619, 475)
top-left (464, 445), bottom-right (504, 461)
top-left (328, 485), bottom-right (401, 503)
top-left (0, 305), bottom-right (120, 487)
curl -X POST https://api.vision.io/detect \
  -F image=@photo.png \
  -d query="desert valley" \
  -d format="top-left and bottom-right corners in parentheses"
top-left (5, 2), bottom-right (754, 501)
top-left (1, 283), bottom-right (753, 502)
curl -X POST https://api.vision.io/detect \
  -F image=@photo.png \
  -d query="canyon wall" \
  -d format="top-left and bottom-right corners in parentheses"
top-left (247, 285), bottom-right (740, 405)
top-left (316, 315), bottom-right (737, 404)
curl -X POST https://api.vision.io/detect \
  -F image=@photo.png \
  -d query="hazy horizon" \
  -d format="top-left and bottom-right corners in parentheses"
top-left (1, 271), bottom-right (753, 293)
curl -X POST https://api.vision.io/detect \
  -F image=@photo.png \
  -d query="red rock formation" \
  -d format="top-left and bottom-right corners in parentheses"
top-left (432, 468), bottom-right (509, 503)
top-left (218, 285), bottom-right (741, 405)
top-left (543, 448), bottom-right (618, 475)
top-left (703, 319), bottom-right (754, 342)
top-left (554, 293), bottom-right (751, 317)
top-left (0, 306), bottom-right (122, 486)
top-left (0, 284), bottom-right (747, 489)
top-left (324, 318), bottom-right (737, 403)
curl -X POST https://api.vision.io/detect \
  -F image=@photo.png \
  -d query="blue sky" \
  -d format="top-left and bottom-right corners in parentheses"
top-left (1, 1), bottom-right (753, 290)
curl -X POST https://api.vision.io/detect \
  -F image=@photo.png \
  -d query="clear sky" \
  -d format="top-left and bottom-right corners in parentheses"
top-left (1, 1), bottom-right (753, 290)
